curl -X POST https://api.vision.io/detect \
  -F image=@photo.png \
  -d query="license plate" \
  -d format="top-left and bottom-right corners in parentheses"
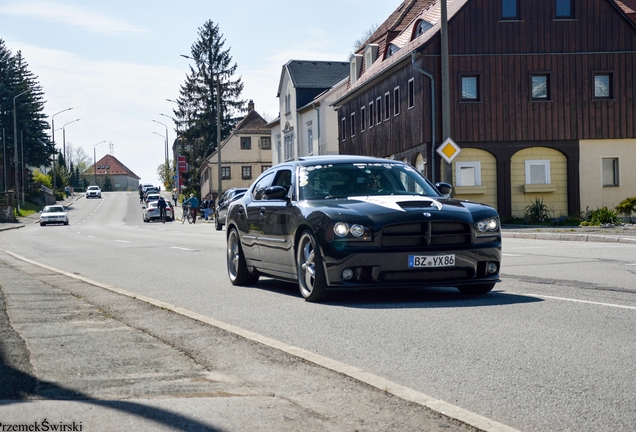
top-left (408, 254), bottom-right (455, 268)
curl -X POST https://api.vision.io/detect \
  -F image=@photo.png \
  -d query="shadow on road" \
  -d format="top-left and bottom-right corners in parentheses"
top-left (0, 361), bottom-right (222, 432)
top-left (250, 279), bottom-right (543, 309)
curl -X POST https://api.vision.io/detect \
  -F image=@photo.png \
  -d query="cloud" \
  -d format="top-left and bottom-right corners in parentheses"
top-left (0, 1), bottom-right (150, 36)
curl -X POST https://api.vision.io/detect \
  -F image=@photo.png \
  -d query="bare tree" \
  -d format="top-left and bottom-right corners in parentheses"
top-left (66, 143), bottom-right (92, 173)
top-left (352, 23), bottom-right (379, 52)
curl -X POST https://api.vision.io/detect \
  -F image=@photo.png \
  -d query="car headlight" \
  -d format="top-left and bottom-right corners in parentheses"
top-left (476, 217), bottom-right (500, 233)
top-left (331, 222), bottom-right (371, 241)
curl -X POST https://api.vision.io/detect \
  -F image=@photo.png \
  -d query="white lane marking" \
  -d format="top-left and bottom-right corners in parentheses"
top-left (171, 247), bottom-right (194, 251)
top-left (531, 294), bottom-right (636, 310)
top-left (4, 250), bottom-right (518, 432)
top-left (626, 263), bottom-right (636, 266)
top-left (114, 240), bottom-right (130, 243)
top-left (87, 235), bottom-right (95, 238)
top-left (502, 253), bottom-right (522, 257)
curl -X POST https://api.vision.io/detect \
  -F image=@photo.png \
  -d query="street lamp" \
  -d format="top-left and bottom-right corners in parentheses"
top-left (160, 111), bottom-right (179, 194)
top-left (59, 118), bottom-right (80, 167)
top-left (151, 119), bottom-right (169, 165)
top-left (180, 54), bottom-right (222, 203)
top-left (93, 140), bottom-right (106, 186)
top-left (51, 107), bottom-right (73, 190)
top-left (13, 90), bottom-right (29, 210)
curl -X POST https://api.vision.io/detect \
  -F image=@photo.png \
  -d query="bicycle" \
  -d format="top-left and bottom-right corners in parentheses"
top-left (182, 204), bottom-right (194, 224)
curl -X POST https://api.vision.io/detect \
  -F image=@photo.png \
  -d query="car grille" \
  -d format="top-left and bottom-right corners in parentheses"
top-left (381, 222), bottom-right (471, 248)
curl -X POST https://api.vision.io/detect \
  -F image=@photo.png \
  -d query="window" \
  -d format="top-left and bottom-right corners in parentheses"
top-left (251, 172), bottom-right (274, 201)
top-left (240, 137), bottom-right (251, 150)
top-left (376, 97), bottom-right (382, 124)
top-left (369, 102), bottom-right (374, 128)
top-left (241, 166), bottom-right (252, 179)
top-left (276, 136), bottom-right (282, 163)
top-left (408, 78), bottom-right (415, 109)
top-left (531, 74), bottom-right (550, 100)
top-left (284, 134), bottom-right (294, 160)
top-left (221, 167), bottom-right (231, 179)
top-left (525, 160), bottom-right (551, 185)
top-left (284, 93), bottom-right (291, 114)
top-left (461, 75), bottom-right (480, 101)
top-left (502, 0), bottom-right (519, 19)
top-left (456, 162), bottom-right (481, 186)
top-left (341, 117), bottom-right (347, 141)
top-left (415, 20), bottom-right (433, 37)
top-left (261, 165), bottom-right (271, 173)
top-left (602, 158), bottom-right (619, 186)
top-left (360, 106), bottom-right (366, 131)
top-left (384, 92), bottom-right (390, 121)
top-left (394, 86), bottom-right (400, 115)
top-left (594, 73), bottom-right (612, 99)
top-left (556, 0), bottom-right (573, 18)
top-left (261, 137), bottom-right (271, 149)
top-left (351, 112), bottom-right (356, 137)
top-left (386, 44), bottom-right (400, 58)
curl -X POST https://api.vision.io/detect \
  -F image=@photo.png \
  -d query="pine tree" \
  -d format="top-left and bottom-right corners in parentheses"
top-left (0, 39), bottom-right (53, 192)
top-left (173, 21), bottom-right (245, 192)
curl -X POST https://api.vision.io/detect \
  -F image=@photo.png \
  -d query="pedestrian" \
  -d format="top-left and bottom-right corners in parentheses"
top-left (172, 190), bottom-right (178, 206)
top-left (182, 193), bottom-right (200, 223)
top-left (202, 198), bottom-right (210, 220)
top-left (157, 196), bottom-right (168, 223)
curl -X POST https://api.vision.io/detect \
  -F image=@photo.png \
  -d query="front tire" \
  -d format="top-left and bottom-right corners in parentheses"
top-left (297, 230), bottom-right (328, 302)
top-left (457, 283), bottom-right (496, 295)
top-left (227, 228), bottom-right (259, 285)
top-left (215, 212), bottom-right (222, 231)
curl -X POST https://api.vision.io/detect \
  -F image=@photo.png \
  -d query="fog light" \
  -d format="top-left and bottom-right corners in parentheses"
top-left (487, 262), bottom-right (498, 274)
top-left (342, 268), bottom-right (354, 280)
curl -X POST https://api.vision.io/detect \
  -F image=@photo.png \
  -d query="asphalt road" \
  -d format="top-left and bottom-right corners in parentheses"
top-left (2, 191), bottom-right (636, 431)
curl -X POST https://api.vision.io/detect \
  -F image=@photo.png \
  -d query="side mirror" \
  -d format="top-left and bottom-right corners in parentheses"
top-left (435, 182), bottom-right (453, 197)
top-left (263, 185), bottom-right (288, 201)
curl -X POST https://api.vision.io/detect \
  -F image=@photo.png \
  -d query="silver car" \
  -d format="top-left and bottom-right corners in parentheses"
top-left (40, 205), bottom-right (69, 226)
top-left (86, 185), bottom-right (102, 198)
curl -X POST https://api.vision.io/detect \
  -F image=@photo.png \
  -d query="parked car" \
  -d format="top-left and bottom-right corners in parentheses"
top-left (40, 205), bottom-right (69, 226)
top-left (86, 185), bottom-right (101, 199)
top-left (225, 155), bottom-right (502, 302)
top-left (215, 188), bottom-right (248, 230)
top-left (143, 200), bottom-right (174, 222)
top-left (145, 193), bottom-right (160, 206)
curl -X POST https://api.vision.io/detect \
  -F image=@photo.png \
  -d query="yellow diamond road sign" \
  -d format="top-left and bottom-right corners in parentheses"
top-left (436, 138), bottom-right (461, 163)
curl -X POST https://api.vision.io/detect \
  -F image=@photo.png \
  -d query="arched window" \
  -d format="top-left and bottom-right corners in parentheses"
top-left (386, 44), bottom-right (400, 58)
top-left (414, 20), bottom-right (433, 38)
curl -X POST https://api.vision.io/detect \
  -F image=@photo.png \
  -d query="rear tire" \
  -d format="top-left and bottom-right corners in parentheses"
top-left (297, 230), bottom-right (328, 302)
top-left (457, 283), bottom-right (496, 295)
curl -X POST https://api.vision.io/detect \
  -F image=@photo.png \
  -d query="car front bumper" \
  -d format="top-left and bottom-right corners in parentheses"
top-left (320, 243), bottom-right (501, 289)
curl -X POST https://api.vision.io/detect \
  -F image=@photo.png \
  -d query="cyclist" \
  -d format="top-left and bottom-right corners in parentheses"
top-left (182, 194), bottom-right (200, 224)
top-left (157, 196), bottom-right (167, 223)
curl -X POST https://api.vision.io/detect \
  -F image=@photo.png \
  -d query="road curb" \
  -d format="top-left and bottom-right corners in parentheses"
top-left (502, 231), bottom-right (636, 244)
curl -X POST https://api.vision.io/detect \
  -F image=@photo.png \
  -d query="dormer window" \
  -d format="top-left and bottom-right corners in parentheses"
top-left (386, 44), bottom-right (400, 58)
top-left (414, 20), bottom-right (433, 38)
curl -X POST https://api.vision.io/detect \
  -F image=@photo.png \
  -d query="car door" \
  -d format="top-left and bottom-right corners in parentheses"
top-left (241, 172), bottom-right (274, 264)
top-left (256, 168), bottom-right (297, 276)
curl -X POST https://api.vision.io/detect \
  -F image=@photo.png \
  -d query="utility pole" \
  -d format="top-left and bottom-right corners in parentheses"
top-left (13, 90), bottom-right (28, 210)
top-left (441, 0), bottom-right (452, 184)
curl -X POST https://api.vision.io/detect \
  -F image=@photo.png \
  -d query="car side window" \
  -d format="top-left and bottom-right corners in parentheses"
top-left (272, 170), bottom-right (292, 194)
top-left (251, 172), bottom-right (274, 201)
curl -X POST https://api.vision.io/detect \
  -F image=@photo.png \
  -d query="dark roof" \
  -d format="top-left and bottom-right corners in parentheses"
top-left (615, 0), bottom-right (636, 23)
top-left (283, 60), bottom-right (349, 91)
top-left (234, 109), bottom-right (270, 134)
top-left (85, 154), bottom-right (140, 179)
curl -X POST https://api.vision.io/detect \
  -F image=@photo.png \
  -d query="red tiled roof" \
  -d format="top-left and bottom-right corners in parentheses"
top-left (85, 154), bottom-right (140, 179)
top-left (615, 0), bottom-right (636, 23)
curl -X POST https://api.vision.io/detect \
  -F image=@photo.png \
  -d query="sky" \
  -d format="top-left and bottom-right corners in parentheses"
top-left (0, 0), bottom-right (401, 187)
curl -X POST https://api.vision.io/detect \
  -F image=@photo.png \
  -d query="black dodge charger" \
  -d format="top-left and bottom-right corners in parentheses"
top-left (226, 155), bottom-right (501, 302)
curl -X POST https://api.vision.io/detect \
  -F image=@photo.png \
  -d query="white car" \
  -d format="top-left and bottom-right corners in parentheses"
top-left (40, 205), bottom-right (69, 226)
top-left (86, 185), bottom-right (102, 198)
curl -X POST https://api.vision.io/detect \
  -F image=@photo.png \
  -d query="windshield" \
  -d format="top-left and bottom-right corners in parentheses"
top-left (298, 162), bottom-right (440, 200)
top-left (44, 206), bottom-right (64, 213)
